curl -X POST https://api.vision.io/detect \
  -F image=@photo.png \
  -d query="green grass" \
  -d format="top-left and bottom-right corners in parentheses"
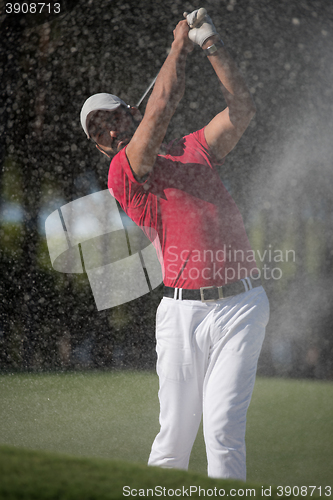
top-left (247, 377), bottom-right (333, 487)
top-left (0, 372), bottom-right (332, 492)
top-left (0, 446), bottom-right (327, 500)
top-left (0, 371), bottom-right (158, 465)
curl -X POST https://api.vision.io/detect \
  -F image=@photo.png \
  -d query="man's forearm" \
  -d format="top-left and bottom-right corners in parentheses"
top-left (203, 35), bottom-right (256, 120)
top-left (145, 40), bottom-right (189, 122)
top-left (125, 21), bottom-right (192, 178)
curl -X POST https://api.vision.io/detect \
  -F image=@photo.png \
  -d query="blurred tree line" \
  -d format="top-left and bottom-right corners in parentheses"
top-left (1, 0), bottom-right (333, 378)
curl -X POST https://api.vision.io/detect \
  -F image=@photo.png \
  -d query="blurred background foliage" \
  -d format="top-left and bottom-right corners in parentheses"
top-left (0, 0), bottom-right (333, 378)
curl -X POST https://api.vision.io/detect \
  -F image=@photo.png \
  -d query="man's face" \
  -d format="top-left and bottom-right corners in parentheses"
top-left (88, 106), bottom-right (141, 158)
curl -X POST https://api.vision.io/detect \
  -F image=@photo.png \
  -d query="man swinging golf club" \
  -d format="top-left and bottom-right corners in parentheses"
top-left (80, 8), bottom-right (269, 480)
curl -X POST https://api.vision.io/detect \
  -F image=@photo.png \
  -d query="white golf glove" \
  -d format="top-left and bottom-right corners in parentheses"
top-left (185, 9), bottom-right (218, 47)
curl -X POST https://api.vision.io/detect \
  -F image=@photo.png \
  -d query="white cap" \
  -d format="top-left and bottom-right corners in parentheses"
top-left (80, 93), bottom-right (128, 138)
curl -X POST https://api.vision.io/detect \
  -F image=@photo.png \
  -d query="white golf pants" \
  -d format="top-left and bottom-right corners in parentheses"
top-left (148, 286), bottom-right (269, 480)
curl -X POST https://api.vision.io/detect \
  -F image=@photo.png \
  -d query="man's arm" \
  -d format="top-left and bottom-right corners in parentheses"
top-left (203, 34), bottom-right (256, 160)
top-left (186, 10), bottom-right (255, 160)
top-left (126, 21), bottom-right (193, 179)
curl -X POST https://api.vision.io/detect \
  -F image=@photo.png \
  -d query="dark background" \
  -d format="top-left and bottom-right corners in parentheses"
top-left (1, 0), bottom-right (333, 378)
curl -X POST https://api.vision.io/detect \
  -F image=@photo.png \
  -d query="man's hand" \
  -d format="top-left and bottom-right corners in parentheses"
top-left (185, 9), bottom-right (218, 47)
top-left (172, 20), bottom-right (194, 53)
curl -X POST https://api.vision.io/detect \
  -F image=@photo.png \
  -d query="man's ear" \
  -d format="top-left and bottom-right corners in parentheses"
top-left (129, 106), bottom-right (143, 122)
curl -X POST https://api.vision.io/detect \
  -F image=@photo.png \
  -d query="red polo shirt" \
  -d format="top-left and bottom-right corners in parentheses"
top-left (108, 128), bottom-right (257, 288)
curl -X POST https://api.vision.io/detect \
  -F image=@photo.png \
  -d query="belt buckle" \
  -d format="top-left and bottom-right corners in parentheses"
top-left (200, 286), bottom-right (224, 302)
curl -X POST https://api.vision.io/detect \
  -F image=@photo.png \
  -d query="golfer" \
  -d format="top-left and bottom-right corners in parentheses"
top-left (80, 9), bottom-right (269, 480)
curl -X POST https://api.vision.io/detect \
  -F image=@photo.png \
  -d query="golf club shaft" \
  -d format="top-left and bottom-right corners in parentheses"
top-left (136, 75), bottom-right (158, 108)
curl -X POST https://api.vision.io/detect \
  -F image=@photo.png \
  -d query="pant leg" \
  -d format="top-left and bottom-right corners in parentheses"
top-left (148, 297), bottom-right (211, 470)
top-left (203, 287), bottom-right (269, 480)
